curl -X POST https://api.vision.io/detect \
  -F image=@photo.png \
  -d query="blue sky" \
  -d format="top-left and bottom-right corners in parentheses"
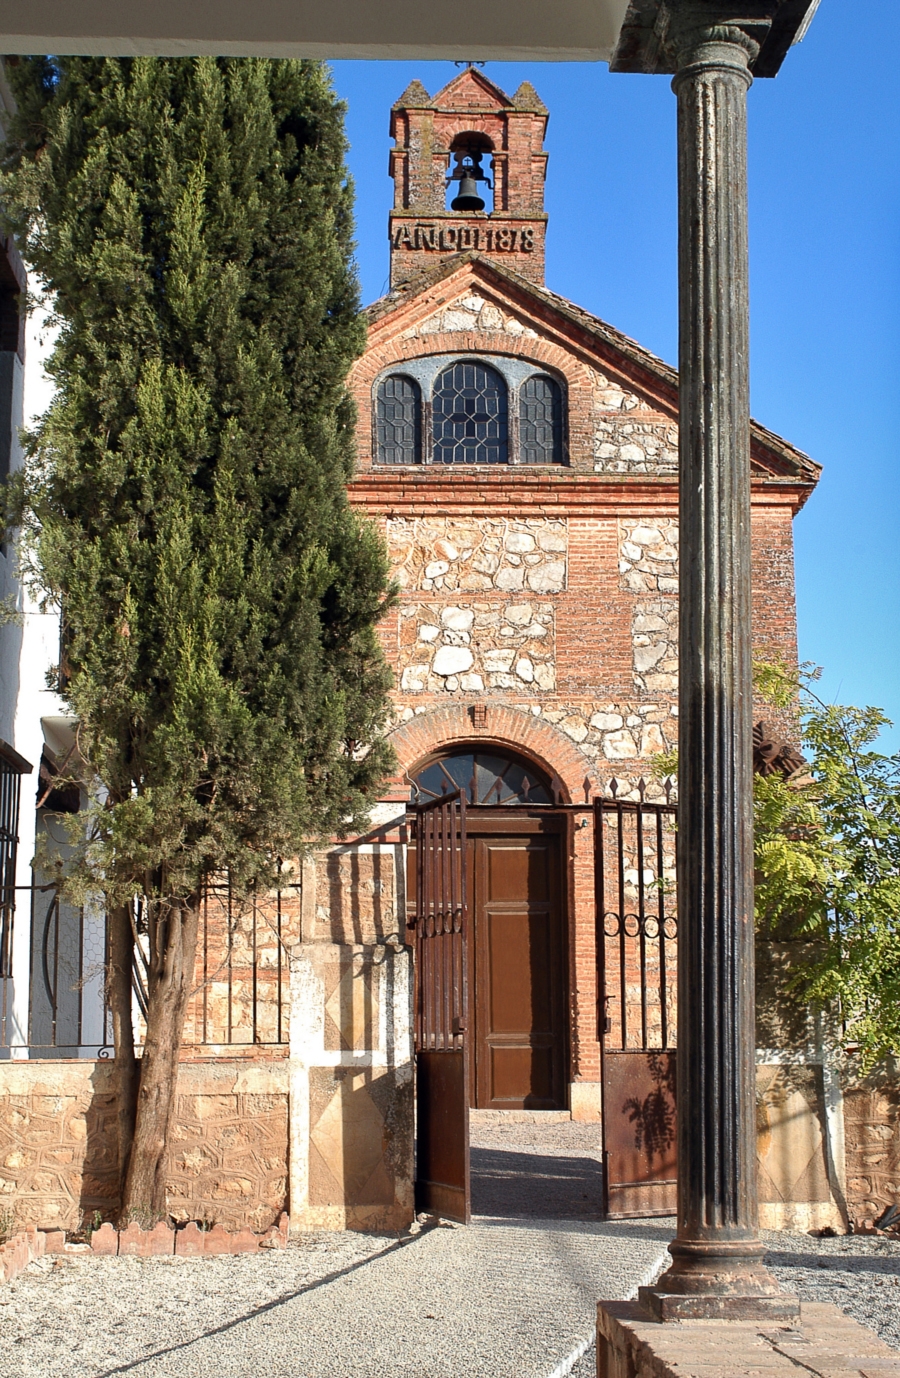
top-left (331, 0), bottom-right (900, 753)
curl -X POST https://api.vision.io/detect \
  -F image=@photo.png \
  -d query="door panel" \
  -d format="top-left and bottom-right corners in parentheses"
top-left (487, 911), bottom-right (553, 1030)
top-left (416, 1049), bottom-right (470, 1221)
top-left (602, 1050), bottom-right (676, 1217)
top-left (487, 843), bottom-right (551, 901)
top-left (490, 1044), bottom-right (555, 1103)
top-left (474, 836), bottom-right (565, 1110)
top-left (412, 791), bottom-right (470, 1224)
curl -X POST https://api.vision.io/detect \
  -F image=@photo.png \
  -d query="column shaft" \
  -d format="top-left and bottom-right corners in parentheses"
top-left (640, 25), bottom-right (796, 1321)
top-left (676, 31), bottom-right (756, 1245)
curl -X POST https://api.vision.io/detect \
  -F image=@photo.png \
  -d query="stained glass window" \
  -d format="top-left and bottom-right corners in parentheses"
top-left (432, 361), bottom-right (508, 465)
top-left (519, 374), bottom-right (562, 465)
top-left (375, 374), bottom-right (421, 465)
top-left (410, 750), bottom-right (553, 806)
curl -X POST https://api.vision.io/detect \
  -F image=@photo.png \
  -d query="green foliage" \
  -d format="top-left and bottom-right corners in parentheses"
top-left (753, 662), bottom-right (900, 1068)
top-left (648, 662), bottom-right (900, 1065)
top-left (1, 57), bottom-right (395, 906)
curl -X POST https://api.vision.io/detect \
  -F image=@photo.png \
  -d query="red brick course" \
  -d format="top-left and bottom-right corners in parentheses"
top-left (0, 1226), bottom-right (45, 1285)
top-left (388, 702), bottom-right (603, 802)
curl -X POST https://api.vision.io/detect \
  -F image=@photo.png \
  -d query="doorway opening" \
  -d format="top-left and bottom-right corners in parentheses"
top-left (407, 746), bottom-right (572, 1221)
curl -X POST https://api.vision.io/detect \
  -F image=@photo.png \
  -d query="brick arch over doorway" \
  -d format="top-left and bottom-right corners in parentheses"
top-left (387, 703), bottom-right (604, 804)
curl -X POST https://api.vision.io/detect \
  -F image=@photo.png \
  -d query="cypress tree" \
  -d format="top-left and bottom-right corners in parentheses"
top-left (2, 57), bottom-right (394, 1216)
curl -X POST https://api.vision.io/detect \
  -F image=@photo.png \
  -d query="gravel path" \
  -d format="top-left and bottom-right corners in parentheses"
top-left (0, 1118), bottom-right (671, 1378)
top-left (470, 1117), bottom-right (605, 1221)
top-left (764, 1229), bottom-right (900, 1352)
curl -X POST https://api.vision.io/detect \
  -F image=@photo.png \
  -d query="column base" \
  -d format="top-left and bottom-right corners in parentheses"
top-left (597, 1301), bottom-right (900, 1378)
top-left (638, 1288), bottom-right (800, 1321)
top-left (639, 1237), bottom-right (799, 1321)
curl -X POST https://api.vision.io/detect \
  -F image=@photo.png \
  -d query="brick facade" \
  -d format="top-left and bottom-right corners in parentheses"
top-left (317, 75), bottom-right (826, 1116)
top-left (328, 74), bottom-right (821, 1116)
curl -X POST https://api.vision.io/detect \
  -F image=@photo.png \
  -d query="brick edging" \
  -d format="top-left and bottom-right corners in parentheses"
top-left (87, 1211), bottom-right (290, 1258)
top-left (0, 1226), bottom-right (46, 1284)
top-left (0, 1212), bottom-right (290, 1280)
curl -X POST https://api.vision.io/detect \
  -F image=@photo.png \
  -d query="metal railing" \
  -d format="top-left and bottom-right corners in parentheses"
top-left (594, 784), bottom-right (678, 1052)
top-left (0, 759), bottom-right (23, 981)
top-left (179, 882), bottom-right (300, 1048)
top-left (1, 879), bottom-right (299, 1057)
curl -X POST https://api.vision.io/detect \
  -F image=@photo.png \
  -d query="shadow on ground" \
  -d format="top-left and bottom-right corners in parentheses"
top-left (470, 1146), bottom-right (605, 1220)
top-left (763, 1248), bottom-right (900, 1276)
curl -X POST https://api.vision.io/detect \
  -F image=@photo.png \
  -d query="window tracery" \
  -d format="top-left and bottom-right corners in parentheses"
top-left (373, 359), bottom-right (564, 467)
top-left (375, 374), bottom-right (420, 466)
top-left (432, 361), bottom-right (508, 465)
top-left (409, 749), bottom-right (553, 806)
top-left (520, 374), bottom-right (562, 465)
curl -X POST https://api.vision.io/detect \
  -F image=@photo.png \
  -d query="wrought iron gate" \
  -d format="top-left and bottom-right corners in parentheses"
top-left (410, 789), bottom-right (470, 1223)
top-left (595, 790), bottom-right (678, 1218)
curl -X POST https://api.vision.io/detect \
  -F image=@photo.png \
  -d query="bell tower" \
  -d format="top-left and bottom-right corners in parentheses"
top-left (388, 67), bottom-right (549, 290)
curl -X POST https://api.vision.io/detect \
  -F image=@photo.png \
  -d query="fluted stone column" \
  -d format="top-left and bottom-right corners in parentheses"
top-left (639, 21), bottom-right (797, 1321)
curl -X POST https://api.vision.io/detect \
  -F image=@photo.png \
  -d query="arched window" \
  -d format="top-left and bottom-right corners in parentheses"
top-left (375, 374), bottom-right (421, 465)
top-left (519, 374), bottom-right (562, 465)
top-left (409, 749), bottom-right (553, 806)
top-left (432, 361), bottom-right (508, 465)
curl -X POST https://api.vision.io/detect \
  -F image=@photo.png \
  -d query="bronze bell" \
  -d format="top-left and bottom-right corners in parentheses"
top-left (451, 173), bottom-right (485, 212)
top-left (448, 148), bottom-right (491, 212)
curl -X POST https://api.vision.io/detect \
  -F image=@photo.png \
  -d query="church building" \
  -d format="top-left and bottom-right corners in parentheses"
top-left (3, 66), bottom-right (846, 1242)
top-left (314, 63), bottom-right (820, 1131)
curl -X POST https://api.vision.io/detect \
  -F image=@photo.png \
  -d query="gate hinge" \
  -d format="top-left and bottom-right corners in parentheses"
top-left (452, 1016), bottom-right (467, 1035)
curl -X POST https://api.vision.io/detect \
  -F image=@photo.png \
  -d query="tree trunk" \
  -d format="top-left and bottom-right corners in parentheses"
top-left (107, 903), bottom-right (139, 1202)
top-left (121, 892), bottom-right (201, 1221)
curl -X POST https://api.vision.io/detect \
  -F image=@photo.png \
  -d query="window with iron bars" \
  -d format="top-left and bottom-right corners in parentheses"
top-left (0, 740), bottom-right (30, 978)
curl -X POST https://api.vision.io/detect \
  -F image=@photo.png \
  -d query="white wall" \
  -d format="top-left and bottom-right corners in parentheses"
top-left (4, 296), bottom-right (72, 1052)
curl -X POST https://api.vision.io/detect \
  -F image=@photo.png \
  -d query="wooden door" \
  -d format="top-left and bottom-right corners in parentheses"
top-left (472, 831), bottom-right (566, 1110)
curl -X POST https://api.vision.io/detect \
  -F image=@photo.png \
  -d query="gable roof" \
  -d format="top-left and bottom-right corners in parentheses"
top-left (364, 252), bottom-right (821, 490)
top-left (430, 66), bottom-right (515, 110)
top-left (393, 68), bottom-right (549, 116)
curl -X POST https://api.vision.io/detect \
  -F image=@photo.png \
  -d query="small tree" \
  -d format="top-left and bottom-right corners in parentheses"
top-left (2, 57), bottom-right (394, 1217)
top-left (753, 664), bottom-right (900, 1069)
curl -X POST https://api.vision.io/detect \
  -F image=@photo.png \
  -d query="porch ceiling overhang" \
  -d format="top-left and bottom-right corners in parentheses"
top-left (0, 0), bottom-right (816, 65)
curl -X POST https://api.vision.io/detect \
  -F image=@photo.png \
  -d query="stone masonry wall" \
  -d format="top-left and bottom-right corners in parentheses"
top-left (387, 515), bottom-right (567, 595)
top-left (842, 1070), bottom-right (900, 1223)
top-left (385, 514), bottom-right (682, 772)
top-left (398, 601), bottom-right (556, 696)
top-left (0, 1058), bottom-right (288, 1232)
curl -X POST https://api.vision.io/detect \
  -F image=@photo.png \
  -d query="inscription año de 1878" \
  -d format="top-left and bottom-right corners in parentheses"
top-left (393, 223), bottom-right (535, 253)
